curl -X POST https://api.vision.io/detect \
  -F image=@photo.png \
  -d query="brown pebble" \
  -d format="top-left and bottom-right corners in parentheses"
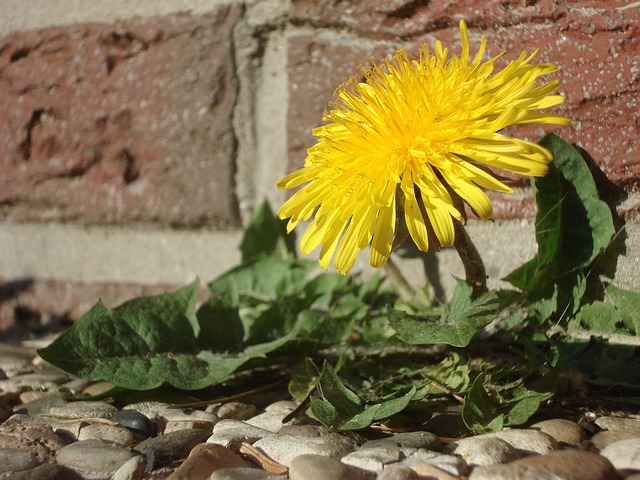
top-left (3, 462), bottom-right (85, 480)
top-left (167, 443), bottom-right (251, 480)
top-left (513, 449), bottom-right (621, 480)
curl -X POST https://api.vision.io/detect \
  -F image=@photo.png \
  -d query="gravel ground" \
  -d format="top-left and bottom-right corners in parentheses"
top-left (1, 341), bottom-right (640, 480)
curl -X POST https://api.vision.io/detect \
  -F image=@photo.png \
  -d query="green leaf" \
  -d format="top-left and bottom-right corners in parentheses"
top-left (389, 280), bottom-right (499, 347)
top-left (604, 283), bottom-right (640, 335)
top-left (462, 376), bottom-right (504, 433)
top-left (37, 280), bottom-right (299, 390)
top-left (240, 200), bottom-right (297, 262)
top-left (208, 256), bottom-right (317, 302)
top-left (196, 295), bottom-right (244, 352)
top-left (505, 134), bottom-right (615, 291)
top-left (289, 358), bottom-right (320, 402)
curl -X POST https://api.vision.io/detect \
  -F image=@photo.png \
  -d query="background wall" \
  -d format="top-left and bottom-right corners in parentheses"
top-left (1, 0), bottom-right (638, 335)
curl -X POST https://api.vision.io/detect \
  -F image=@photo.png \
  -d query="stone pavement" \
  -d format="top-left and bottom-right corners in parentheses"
top-left (1, 341), bottom-right (640, 480)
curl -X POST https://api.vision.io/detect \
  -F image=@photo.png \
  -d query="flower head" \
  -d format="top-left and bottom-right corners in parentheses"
top-left (277, 20), bottom-right (570, 274)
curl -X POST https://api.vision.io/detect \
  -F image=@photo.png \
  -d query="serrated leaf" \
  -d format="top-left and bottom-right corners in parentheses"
top-left (37, 280), bottom-right (300, 390)
top-left (505, 134), bottom-right (615, 291)
top-left (196, 295), bottom-right (244, 352)
top-left (208, 256), bottom-right (317, 301)
top-left (240, 200), bottom-right (296, 262)
top-left (389, 280), bottom-right (499, 347)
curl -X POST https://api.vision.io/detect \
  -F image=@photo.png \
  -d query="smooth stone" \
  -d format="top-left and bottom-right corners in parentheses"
top-left (361, 431), bottom-right (441, 451)
top-left (210, 468), bottom-right (286, 480)
top-left (112, 409), bottom-right (157, 439)
top-left (289, 454), bottom-right (367, 480)
top-left (513, 450), bottom-right (621, 480)
top-left (591, 428), bottom-right (640, 450)
top-left (208, 419), bottom-right (275, 450)
top-left (0, 356), bottom-right (31, 378)
top-left (600, 437), bottom-right (640, 473)
top-left (164, 420), bottom-right (215, 435)
top-left (18, 391), bottom-right (49, 403)
top-left (265, 400), bottom-right (299, 412)
top-left (0, 371), bottom-right (69, 393)
top-left (595, 416), bottom-right (640, 432)
top-left (111, 455), bottom-right (147, 480)
top-left (530, 419), bottom-right (586, 446)
top-left (469, 463), bottom-right (566, 480)
top-left (253, 433), bottom-right (356, 467)
top-left (448, 436), bottom-right (521, 467)
top-left (400, 450), bottom-right (469, 477)
top-left (210, 402), bottom-right (258, 421)
top-left (167, 443), bottom-right (251, 479)
top-left (413, 462), bottom-right (461, 480)
top-left (123, 401), bottom-right (172, 420)
top-left (245, 409), bottom-right (299, 433)
top-left (376, 465), bottom-right (418, 480)
top-left (48, 400), bottom-right (117, 419)
top-left (13, 393), bottom-right (67, 416)
top-left (487, 429), bottom-right (558, 456)
top-left (81, 381), bottom-right (115, 397)
top-left (133, 428), bottom-right (210, 470)
top-left (341, 446), bottom-right (404, 474)
top-left (60, 378), bottom-right (93, 394)
top-left (278, 424), bottom-right (329, 437)
top-left (0, 424), bottom-right (68, 463)
top-left (0, 447), bottom-right (38, 475)
top-left (78, 423), bottom-right (135, 447)
top-left (1, 462), bottom-right (85, 480)
top-left (161, 408), bottom-right (219, 425)
top-left (56, 439), bottom-right (137, 480)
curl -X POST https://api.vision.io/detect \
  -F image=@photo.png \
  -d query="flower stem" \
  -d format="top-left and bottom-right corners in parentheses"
top-left (453, 221), bottom-right (487, 297)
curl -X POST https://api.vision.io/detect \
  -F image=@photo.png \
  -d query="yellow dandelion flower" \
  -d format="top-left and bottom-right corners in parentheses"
top-left (277, 20), bottom-right (570, 274)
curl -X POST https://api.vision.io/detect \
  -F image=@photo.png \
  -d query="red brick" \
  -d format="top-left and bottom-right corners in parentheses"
top-left (287, 1), bottom-right (638, 219)
top-left (0, 7), bottom-right (242, 227)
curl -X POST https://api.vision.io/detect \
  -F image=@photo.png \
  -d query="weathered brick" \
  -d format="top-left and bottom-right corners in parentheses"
top-left (287, 0), bottom-right (638, 219)
top-left (0, 7), bottom-right (242, 227)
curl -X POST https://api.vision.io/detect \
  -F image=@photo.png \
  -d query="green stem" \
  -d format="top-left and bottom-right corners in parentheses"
top-left (453, 221), bottom-right (487, 297)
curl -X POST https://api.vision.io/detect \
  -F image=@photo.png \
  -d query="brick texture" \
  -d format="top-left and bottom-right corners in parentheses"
top-left (287, 0), bottom-right (639, 219)
top-left (0, 6), bottom-right (242, 227)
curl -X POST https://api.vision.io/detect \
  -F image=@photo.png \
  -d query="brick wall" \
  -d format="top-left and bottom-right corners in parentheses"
top-left (1, 0), bottom-right (638, 333)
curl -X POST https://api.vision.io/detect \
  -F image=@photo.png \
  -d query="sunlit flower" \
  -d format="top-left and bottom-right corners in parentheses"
top-left (277, 20), bottom-right (570, 274)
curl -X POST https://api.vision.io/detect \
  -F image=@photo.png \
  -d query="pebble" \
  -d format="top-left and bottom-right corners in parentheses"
top-left (167, 443), bottom-right (250, 479)
top-left (0, 447), bottom-right (38, 475)
top-left (48, 400), bottom-right (118, 419)
top-left (512, 449), bottom-right (620, 480)
top-left (13, 393), bottom-right (67, 416)
top-left (2, 462), bottom-right (86, 480)
top-left (399, 450), bottom-right (469, 477)
top-left (591, 416), bottom-right (640, 450)
top-left (341, 446), bottom-right (404, 474)
top-left (595, 416), bottom-right (640, 432)
top-left (208, 419), bottom-right (275, 450)
top-left (469, 463), bottom-right (566, 479)
top-left (487, 428), bottom-right (558, 456)
top-left (599, 437), bottom-right (640, 473)
top-left (133, 428), bottom-right (211, 470)
top-left (210, 468), bottom-right (286, 480)
top-left (413, 462), bottom-right (461, 480)
top-left (0, 424), bottom-right (68, 463)
top-left (164, 419), bottom-right (215, 434)
top-left (56, 439), bottom-right (138, 480)
top-left (530, 419), bottom-right (586, 446)
top-left (447, 436), bottom-right (521, 466)
top-left (112, 409), bottom-right (158, 439)
top-left (111, 455), bottom-right (147, 480)
top-left (211, 401), bottom-right (258, 420)
top-left (78, 422), bottom-right (135, 446)
top-left (360, 431), bottom-right (441, 450)
top-left (376, 465), bottom-right (418, 480)
top-left (252, 433), bottom-right (356, 467)
top-left (288, 453), bottom-right (367, 480)
top-left (0, 370), bottom-right (69, 393)
top-left (245, 409), bottom-right (299, 433)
